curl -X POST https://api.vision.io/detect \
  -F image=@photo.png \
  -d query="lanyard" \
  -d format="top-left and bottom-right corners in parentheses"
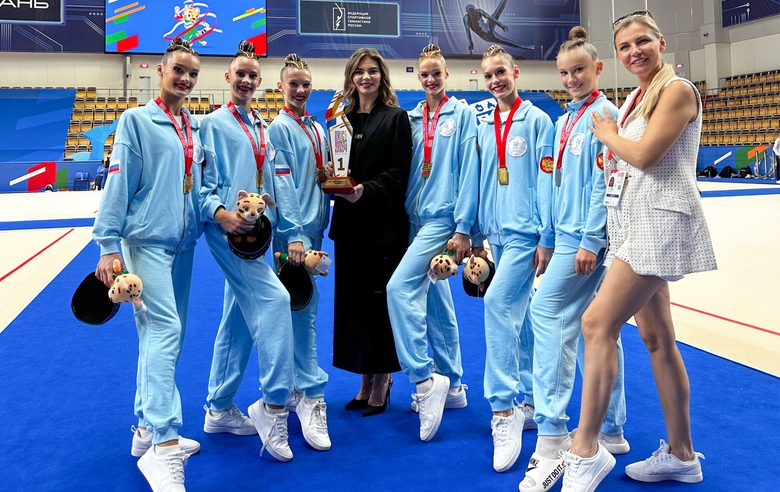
top-left (227, 102), bottom-right (266, 177)
top-left (494, 95), bottom-right (522, 170)
top-left (282, 107), bottom-right (323, 171)
top-left (620, 90), bottom-right (642, 127)
top-left (422, 95), bottom-right (448, 164)
top-left (155, 97), bottom-right (193, 178)
top-left (556, 90), bottom-right (600, 169)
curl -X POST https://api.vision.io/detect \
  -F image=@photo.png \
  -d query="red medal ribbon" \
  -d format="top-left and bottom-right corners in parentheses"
top-left (155, 97), bottom-right (193, 180)
top-left (494, 95), bottom-right (522, 171)
top-left (619, 89), bottom-right (642, 127)
top-left (422, 95), bottom-right (449, 164)
top-left (556, 90), bottom-right (600, 169)
top-left (282, 107), bottom-right (323, 171)
top-left (227, 101), bottom-right (266, 178)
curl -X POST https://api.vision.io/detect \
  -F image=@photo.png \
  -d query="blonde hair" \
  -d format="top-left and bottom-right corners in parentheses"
top-left (558, 28), bottom-right (599, 61)
top-left (161, 37), bottom-right (198, 65)
top-left (419, 43), bottom-right (445, 64)
top-left (613, 14), bottom-right (674, 120)
top-left (482, 44), bottom-right (515, 66)
top-left (280, 52), bottom-right (310, 80)
top-left (343, 48), bottom-right (398, 114)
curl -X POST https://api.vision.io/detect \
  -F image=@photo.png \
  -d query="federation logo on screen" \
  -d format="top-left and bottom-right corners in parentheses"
top-left (333, 2), bottom-right (345, 31)
top-left (0, 0), bottom-right (64, 25)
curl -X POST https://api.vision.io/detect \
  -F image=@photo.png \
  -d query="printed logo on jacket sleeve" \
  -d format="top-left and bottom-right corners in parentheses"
top-left (596, 152), bottom-right (604, 170)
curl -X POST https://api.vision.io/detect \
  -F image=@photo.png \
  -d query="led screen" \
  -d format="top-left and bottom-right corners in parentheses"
top-left (104, 0), bottom-right (267, 56)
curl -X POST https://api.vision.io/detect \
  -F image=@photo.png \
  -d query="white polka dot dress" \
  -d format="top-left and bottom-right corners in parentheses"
top-left (603, 77), bottom-right (717, 279)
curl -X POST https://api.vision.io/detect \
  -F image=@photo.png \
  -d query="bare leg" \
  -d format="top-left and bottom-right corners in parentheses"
top-left (356, 374), bottom-right (374, 400)
top-left (634, 283), bottom-right (695, 461)
top-left (368, 373), bottom-right (391, 406)
top-left (570, 259), bottom-right (665, 458)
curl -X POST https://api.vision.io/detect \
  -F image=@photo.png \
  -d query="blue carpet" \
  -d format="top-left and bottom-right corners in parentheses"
top-left (0, 232), bottom-right (778, 492)
top-left (700, 187), bottom-right (780, 198)
top-left (0, 218), bottom-right (95, 230)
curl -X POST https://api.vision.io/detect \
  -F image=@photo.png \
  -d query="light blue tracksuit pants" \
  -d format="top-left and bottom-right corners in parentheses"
top-left (388, 220), bottom-right (463, 387)
top-left (483, 238), bottom-right (537, 412)
top-left (123, 245), bottom-right (194, 445)
top-left (530, 243), bottom-right (626, 436)
top-left (272, 235), bottom-right (329, 398)
top-left (204, 224), bottom-right (294, 408)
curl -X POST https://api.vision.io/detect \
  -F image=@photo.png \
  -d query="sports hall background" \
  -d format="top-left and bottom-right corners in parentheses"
top-left (1, 1), bottom-right (779, 491)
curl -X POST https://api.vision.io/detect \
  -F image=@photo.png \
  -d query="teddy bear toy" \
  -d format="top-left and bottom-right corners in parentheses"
top-left (108, 259), bottom-right (145, 311)
top-left (429, 239), bottom-right (459, 281)
top-left (232, 190), bottom-right (269, 244)
top-left (463, 251), bottom-right (491, 292)
top-left (274, 250), bottom-right (330, 276)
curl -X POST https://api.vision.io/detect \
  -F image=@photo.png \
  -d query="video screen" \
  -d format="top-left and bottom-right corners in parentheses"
top-left (105, 0), bottom-right (267, 56)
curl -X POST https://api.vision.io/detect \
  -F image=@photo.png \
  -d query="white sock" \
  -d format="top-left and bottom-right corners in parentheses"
top-left (417, 378), bottom-right (433, 394)
top-left (305, 397), bottom-right (324, 404)
top-left (138, 428), bottom-right (152, 438)
top-left (210, 408), bottom-right (227, 416)
top-left (536, 434), bottom-right (573, 459)
top-left (449, 385), bottom-right (462, 394)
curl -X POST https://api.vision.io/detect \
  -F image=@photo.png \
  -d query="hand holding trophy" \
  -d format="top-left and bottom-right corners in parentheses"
top-left (323, 88), bottom-right (357, 194)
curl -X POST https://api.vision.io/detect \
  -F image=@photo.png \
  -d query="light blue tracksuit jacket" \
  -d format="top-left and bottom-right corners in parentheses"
top-left (531, 93), bottom-right (626, 436)
top-left (268, 109), bottom-right (330, 398)
top-left (93, 102), bottom-right (203, 444)
top-left (199, 104), bottom-right (294, 408)
top-left (388, 96), bottom-right (479, 388)
top-left (476, 99), bottom-right (554, 412)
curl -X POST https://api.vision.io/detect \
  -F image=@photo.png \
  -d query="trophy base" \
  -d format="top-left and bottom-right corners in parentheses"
top-left (322, 176), bottom-right (356, 195)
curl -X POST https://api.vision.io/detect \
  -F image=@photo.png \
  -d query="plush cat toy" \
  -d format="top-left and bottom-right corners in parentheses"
top-left (429, 239), bottom-right (459, 281)
top-left (274, 250), bottom-right (330, 276)
top-left (233, 190), bottom-right (272, 244)
top-left (462, 251), bottom-right (491, 294)
top-left (108, 259), bottom-right (145, 312)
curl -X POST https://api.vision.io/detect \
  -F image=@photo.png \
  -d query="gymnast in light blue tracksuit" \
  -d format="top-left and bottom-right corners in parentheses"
top-left (198, 44), bottom-right (294, 439)
top-left (93, 43), bottom-right (203, 451)
top-left (519, 35), bottom-right (628, 492)
top-left (477, 45), bottom-right (554, 473)
top-left (268, 54), bottom-right (330, 404)
top-left (387, 45), bottom-right (478, 438)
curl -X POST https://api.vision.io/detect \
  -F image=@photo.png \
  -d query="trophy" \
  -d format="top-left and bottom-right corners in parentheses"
top-left (323, 88), bottom-right (357, 194)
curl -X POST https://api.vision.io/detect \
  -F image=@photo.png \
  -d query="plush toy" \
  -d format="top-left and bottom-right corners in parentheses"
top-left (429, 239), bottom-right (458, 281)
top-left (108, 259), bottom-right (145, 311)
top-left (463, 251), bottom-right (491, 291)
top-left (274, 250), bottom-right (330, 276)
top-left (232, 190), bottom-right (275, 245)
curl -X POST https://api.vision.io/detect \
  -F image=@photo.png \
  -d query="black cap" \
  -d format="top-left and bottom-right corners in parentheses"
top-left (278, 262), bottom-right (313, 311)
top-left (227, 215), bottom-right (273, 260)
top-left (71, 272), bottom-right (120, 325)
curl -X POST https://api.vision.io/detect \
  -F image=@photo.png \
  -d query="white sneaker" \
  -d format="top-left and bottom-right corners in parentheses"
top-left (492, 405), bottom-right (525, 473)
top-left (131, 426), bottom-right (201, 458)
top-left (570, 428), bottom-right (630, 455)
top-left (203, 404), bottom-right (258, 435)
top-left (411, 384), bottom-right (468, 412)
top-left (296, 398), bottom-right (331, 451)
top-left (137, 445), bottom-right (186, 492)
top-left (625, 439), bottom-right (704, 483)
top-left (248, 399), bottom-right (293, 462)
top-left (519, 402), bottom-right (537, 431)
top-left (285, 390), bottom-right (303, 413)
top-left (413, 373), bottom-right (450, 442)
top-left (560, 443), bottom-right (615, 492)
top-left (519, 452), bottom-right (566, 492)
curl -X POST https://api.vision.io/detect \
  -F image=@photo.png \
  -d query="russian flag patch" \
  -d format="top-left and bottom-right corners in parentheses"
top-left (275, 164), bottom-right (291, 176)
top-left (108, 161), bottom-right (120, 174)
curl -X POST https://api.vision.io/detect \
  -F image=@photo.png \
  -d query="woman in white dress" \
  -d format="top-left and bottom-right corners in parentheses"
top-left (560, 11), bottom-right (716, 492)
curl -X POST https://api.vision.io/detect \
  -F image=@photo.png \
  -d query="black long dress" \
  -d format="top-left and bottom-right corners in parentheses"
top-left (329, 101), bottom-right (412, 374)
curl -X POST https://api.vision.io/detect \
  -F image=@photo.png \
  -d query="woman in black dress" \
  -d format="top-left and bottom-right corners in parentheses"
top-left (329, 48), bottom-right (412, 416)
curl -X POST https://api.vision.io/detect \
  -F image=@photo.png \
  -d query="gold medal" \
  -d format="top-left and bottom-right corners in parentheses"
top-left (422, 161), bottom-right (432, 179)
top-left (183, 174), bottom-right (193, 194)
top-left (498, 167), bottom-right (509, 185)
top-left (256, 170), bottom-right (263, 189)
top-left (317, 168), bottom-right (327, 183)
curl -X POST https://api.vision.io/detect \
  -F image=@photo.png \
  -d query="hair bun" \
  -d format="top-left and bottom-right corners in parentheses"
top-left (284, 53), bottom-right (307, 69)
top-left (486, 44), bottom-right (505, 56)
top-left (568, 26), bottom-right (588, 41)
top-left (237, 40), bottom-right (256, 54)
top-left (166, 37), bottom-right (196, 54)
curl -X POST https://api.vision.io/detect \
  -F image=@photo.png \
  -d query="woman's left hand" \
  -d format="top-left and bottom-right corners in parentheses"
top-left (589, 107), bottom-right (618, 144)
top-left (335, 184), bottom-right (363, 203)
